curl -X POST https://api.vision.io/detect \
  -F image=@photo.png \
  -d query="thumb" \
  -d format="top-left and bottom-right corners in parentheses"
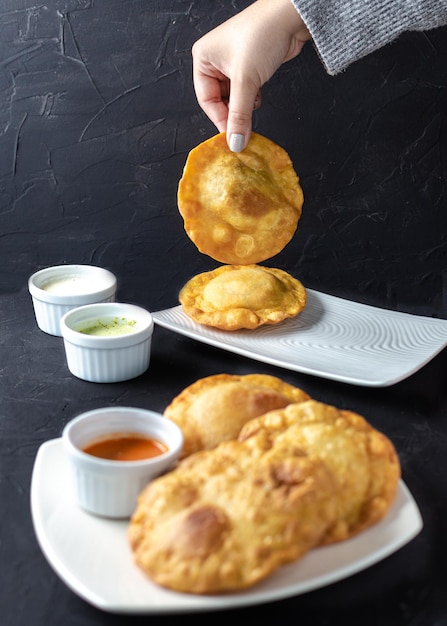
top-left (226, 81), bottom-right (260, 152)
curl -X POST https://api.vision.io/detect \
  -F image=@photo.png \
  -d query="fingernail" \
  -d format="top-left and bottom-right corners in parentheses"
top-left (229, 133), bottom-right (245, 153)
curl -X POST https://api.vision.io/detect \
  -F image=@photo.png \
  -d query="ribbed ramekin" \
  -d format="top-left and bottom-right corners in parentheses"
top-left (60, 302), bottom-right (154, 383)
top-left (62, 407), bottom-right (183, 518)
top-left (28, 264), bottom-right (117, 336)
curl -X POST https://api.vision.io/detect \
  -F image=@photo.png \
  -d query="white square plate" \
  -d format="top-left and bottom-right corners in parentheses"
top-left (152, 289), bottom-right (447, 387)
top-left (31, 439), bottom-right (422, 614)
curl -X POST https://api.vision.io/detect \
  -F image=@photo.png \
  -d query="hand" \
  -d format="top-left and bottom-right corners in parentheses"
top-left (192, 0), bottom-right (311, 151)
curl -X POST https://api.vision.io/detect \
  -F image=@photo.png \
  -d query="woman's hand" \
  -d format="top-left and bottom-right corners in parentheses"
top-left (192, 0), bottom-right (311, 151)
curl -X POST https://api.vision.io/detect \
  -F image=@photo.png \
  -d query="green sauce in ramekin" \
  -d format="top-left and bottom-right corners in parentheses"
top-left (78, 317), bottom-right (137, 336)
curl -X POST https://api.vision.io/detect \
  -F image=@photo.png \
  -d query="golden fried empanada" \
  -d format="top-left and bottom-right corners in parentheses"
top-left (164, 373), bottom-right (310, 458)
top-left (238, 400), bottom-right (401, 543)
top-left (129, 435), bottom-right (337, 594)
top-left (179, 264), bottom-right (306, 330)
top-left (177, 132), bottom-right (303, 264)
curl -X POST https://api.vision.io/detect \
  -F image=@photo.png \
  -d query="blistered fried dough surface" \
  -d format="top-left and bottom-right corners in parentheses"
top-left (164, 373), bottom-right (310, 458)
top-left (128, 435), bottom-right (337, 594)
top-left (177, 132), bottom-right (303, 264)
top-left (239, 400), bottom-right (401, 544)
top-left (179, 264), bottom-right (306, 330)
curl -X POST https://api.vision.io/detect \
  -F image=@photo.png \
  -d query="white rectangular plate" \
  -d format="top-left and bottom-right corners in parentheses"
top-left (31, 439), bottom-right (422, 614)
top-left (152, 289), bottom-right (447, 387)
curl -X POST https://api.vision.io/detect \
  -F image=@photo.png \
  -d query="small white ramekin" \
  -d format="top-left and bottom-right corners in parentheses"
top-left (28, 264), bottom-right (117, 336)
top-left (62, 407), bottom-right (183, 518)
top-left (60, 302), bottom-right (154, 383)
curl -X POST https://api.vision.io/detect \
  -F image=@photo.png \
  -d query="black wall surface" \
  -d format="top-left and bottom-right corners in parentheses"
top-left (2, 0), bottom-right (447, 317)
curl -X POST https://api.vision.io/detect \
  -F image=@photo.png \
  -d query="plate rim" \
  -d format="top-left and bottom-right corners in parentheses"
top-left (31, 438), bottom-right (423, 614)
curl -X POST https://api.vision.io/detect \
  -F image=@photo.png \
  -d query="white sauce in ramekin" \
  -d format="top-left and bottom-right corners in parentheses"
top-left (41, 275), bottom-right (100, 295)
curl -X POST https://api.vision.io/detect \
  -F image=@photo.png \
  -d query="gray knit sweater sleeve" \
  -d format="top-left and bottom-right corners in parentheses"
top-left (292, 0), bottom-right (447, 74)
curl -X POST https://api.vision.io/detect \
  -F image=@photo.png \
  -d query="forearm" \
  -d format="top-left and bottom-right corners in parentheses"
top-left (292, 0), bottom-right (447, 74)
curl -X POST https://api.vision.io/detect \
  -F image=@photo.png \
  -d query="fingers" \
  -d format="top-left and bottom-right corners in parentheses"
top-left (192, 58), bottom-right (230, 133)
top-left (226, 83), bottom-right (261, 152)
top-left (191, 0), bottom-right (309, 152)
top-left (192, 30), bottom-right (262, 152)
top-left (193, 62), bottom-right (262, 152)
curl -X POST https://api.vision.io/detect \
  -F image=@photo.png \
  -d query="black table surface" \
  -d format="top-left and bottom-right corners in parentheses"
top-left (2, 285), bottom-right (447, 626)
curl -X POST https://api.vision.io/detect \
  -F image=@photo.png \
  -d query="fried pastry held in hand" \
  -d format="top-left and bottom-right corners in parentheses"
top-left (238, 400), bottom-right (401, 543)
top-left (128, 434), bottom-right (337, 594)
top-left (164, 373), bottom-right (310, 458)
top-left (179, 264), bottom-right (306, 330)
top-left (177, 132), bottom-right (303, 264)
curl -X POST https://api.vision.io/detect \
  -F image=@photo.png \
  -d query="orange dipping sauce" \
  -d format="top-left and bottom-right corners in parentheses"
top-left (83, 433), bottom-right (168, 461)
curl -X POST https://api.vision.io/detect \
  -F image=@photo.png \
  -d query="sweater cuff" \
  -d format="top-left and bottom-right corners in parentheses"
top-left (291, 0), bottom-right (447, 75)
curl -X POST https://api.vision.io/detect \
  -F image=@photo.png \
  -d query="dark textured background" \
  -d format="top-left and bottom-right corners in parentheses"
top-left (2, 0), bottom-right (447, 315)
top-left (2, 3), bottom-right (447, 626)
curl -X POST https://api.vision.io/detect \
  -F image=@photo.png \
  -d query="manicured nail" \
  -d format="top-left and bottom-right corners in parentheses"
top-left (229, 133), bottom-right (245, 152)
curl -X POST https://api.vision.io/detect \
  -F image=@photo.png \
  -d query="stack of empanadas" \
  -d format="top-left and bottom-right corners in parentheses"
top-left (129, 375), bottom-right (400, 595)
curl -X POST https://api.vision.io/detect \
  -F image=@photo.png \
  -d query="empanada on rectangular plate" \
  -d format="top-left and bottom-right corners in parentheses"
top-left (179, 264), bottom-right (306, 330)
